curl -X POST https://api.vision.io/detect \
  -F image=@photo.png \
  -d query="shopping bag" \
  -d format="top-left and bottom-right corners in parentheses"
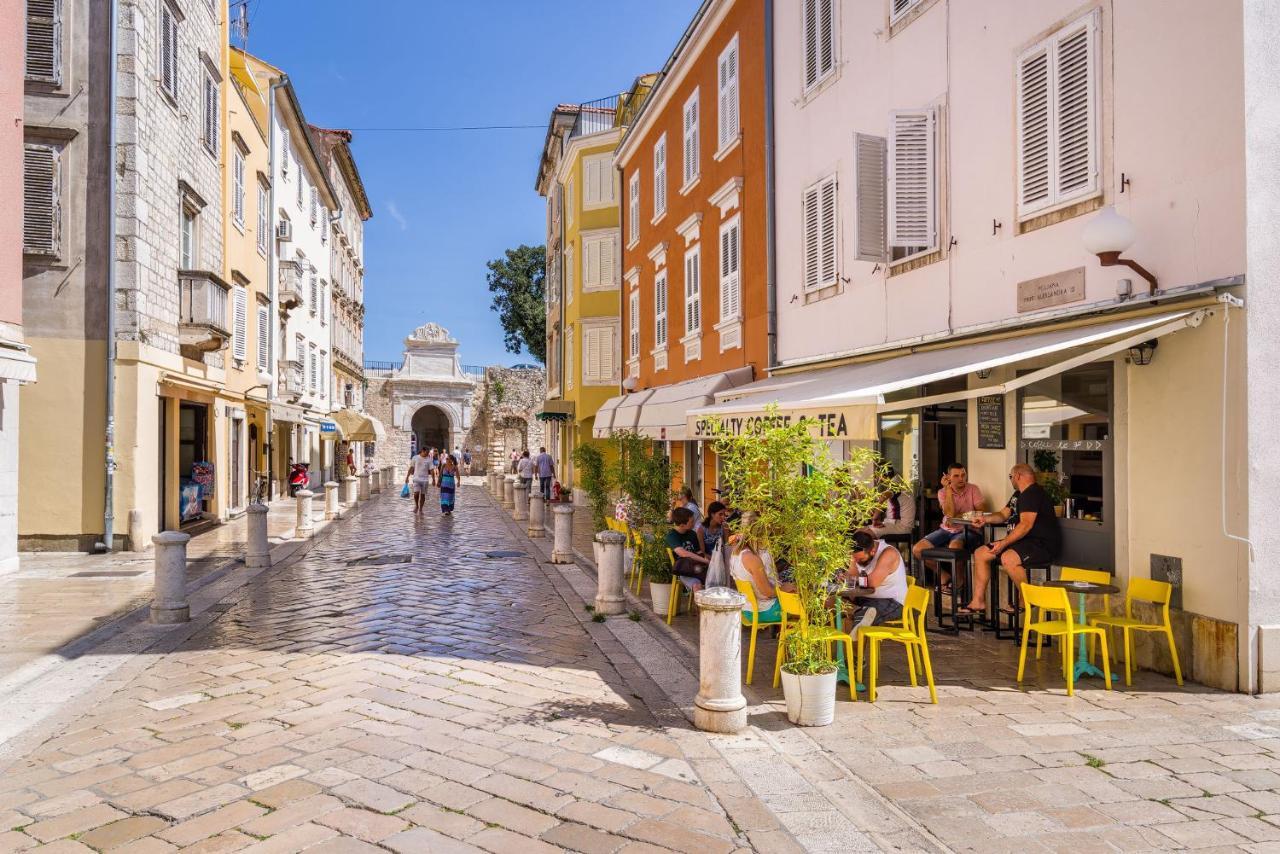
top-left (705, 542), bottom-right (728, 588)
top-left (400, 483), bottom-right (410, 498)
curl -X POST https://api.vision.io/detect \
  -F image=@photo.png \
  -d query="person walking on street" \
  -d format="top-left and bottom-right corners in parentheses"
top-left (462, 448), bottom-right (472, 475)
top-left (439, 455), bottom-right (459, 515)
top-left (406, 448), bottom-right (432, 515)
top-left (516, 450), bottom-right (534, 492)
top-left (535, 447), bottom-right (556, 500)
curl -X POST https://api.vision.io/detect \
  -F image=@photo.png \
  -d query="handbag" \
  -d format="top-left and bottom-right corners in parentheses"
top-left (400, 483), bottom-right (410, 498)
top-left (705, 542), bottom-right (728, 588)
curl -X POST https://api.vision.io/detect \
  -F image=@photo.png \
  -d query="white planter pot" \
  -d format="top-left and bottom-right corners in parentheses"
top-left (593, 539), bottom-right (605, 567)
top-left (649, 581), bottom-right (673, 615)
top-left (780, 668), bottom-right (837, 727)
top-left (623, 547), bottom-right (634, 575)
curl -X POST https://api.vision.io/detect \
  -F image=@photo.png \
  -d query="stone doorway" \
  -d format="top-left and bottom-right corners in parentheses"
top-left (411, 405), bottom-right (451, 455)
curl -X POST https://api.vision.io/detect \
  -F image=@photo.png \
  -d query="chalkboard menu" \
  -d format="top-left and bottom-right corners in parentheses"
top-left (976, 395), bottom-right (1005, 449)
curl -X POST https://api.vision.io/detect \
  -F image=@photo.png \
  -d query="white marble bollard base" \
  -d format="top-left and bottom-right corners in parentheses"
top-left (513, 483), bottom-right (529, 521)
top-left (295, 489), bottom-right (315, 535)
top-left (342, 476), bottom-right (357, 505)
top-left (358, 473), bottom-right (370, 501)
top-left (527, 494), bottom-right (545, 537)
top-left (550, 502), bottom-right (576, 564)
top-left (151, 531), bottom-right (191, 624)
top-left (503, 476), bottom-right (516, 509)
top-left (594, 531), bottom-right (627, 615)
top-left (324, 481), bottom-right (340, 520)
top-left (245, 503), bottom-right (270, 569)
top-left (693, 588), bottom-right (749, 733)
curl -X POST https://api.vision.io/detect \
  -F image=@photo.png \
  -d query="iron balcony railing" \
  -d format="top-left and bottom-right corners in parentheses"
top-left (460, 364), bottom-right (486, 378)
top-left (363, 359), bottom-right (398, 372)
top-left (569, 94), bottom-right (621, 140)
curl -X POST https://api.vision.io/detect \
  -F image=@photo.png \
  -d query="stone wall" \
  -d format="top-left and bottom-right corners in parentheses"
top-left (363, 374), bottom-right (410, 472)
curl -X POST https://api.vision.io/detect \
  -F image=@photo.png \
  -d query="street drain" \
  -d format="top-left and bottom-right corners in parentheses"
top-left (346, 555), bottom-right (411, 567)
top-left (482, 550), bottom-right (526, 559)
top-left (69, 571), bottom-right (145, 578)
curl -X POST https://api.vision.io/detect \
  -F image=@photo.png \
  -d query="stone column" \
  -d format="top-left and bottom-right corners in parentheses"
top-left (324, 481), bottom-right (339, 520)
top-left (295, 489), bottom-right (315, 536)
top-left (342, 476), bottom-right (358, 505)
top-left (151, 531), bottom-right (191, 624)
top-left (513, 482), bottom-right (529, 521)
top-left (551, 502), bottom-right (575, 564)
top-left (503, 475), bottom-right (516, 509)
top-left (527, 493), bottom-right (545, 537)
top-left (490, 472), bottom-right (501, 498)
top-left (594, 531), bottom-right (627, 615)
top-left (370, 469), bottom-right (381, 494)
top-left (358, 472), bottom-right (370, 501)
top-left (693, 588), bottom-right (749, 733)
top-left (245, 503), bottom-right (270, 569)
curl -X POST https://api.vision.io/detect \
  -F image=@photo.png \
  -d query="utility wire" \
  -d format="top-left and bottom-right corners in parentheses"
top-left (345, 124), bottom-right (544, 132)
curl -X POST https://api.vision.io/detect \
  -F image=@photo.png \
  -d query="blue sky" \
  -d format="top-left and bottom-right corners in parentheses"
top-left (242, 0), bottom-right (698, 367)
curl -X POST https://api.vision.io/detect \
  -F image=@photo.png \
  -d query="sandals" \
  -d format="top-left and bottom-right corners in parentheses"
top-left (955, 606), bottom-right (983, 617)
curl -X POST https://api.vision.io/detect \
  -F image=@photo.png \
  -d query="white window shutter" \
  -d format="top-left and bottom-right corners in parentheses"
top-left (233, 152), bottom-right (245, 223)
top-left (888, 108), bottom-right (937, 252)
top-left (819, 177), bottom-right (837, 288)
top-left (585, 238), bottom-right (600, 287)
top-left (683, 92), bottom-right (699, 186)
top-left (584, 158), bottom-right (598, 206)
top-left (599, 326), bottom-right (616, 383)
top-left (22, 143), bottom-right (59, 255)
top-left (160, 5), bottom-right (176, 97)
top-left (719, 221), bottom-right (741, 320)
top-left (802, 184), bottom-right (820, 292)
top-left (802, 0), bottom-right (818, 90)
top-left (281, 128), bottom-right (290, 179)
top-left (233, 287), bottom-right (248, 361)
top-left (655, 272), bottom-right (668, 348)
top-left (718, 37), bottom-right (740, 150)
top-left (25, 0), bottom-right (61, 84)
top-left (256, 304), bottom-right (269, 370)
top-left (684, 249), bottom-right (700, 333)
top-left (1016, 46), bottom-right (1051, 214)
top-left (628, 173), bottom-right (640, 244)
top-left (855, 134), bottom-right (887, 261)
top-left (1054, 18), bottom-right (1098, 202)
top-left (653, 136), bottom-right (667, 217)
top-left (802, 0), bottom-right (837, 91)
top-left (600, 233), bottom-right (616, 286)
top-left (629, 290), bottom-right (640, 359)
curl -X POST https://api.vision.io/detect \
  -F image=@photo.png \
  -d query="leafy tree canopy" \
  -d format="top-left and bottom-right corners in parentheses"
top-left (486, 244), bottom-right (546, 363)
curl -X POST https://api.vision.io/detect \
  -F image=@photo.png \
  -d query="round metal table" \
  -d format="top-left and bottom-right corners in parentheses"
top-left (1041, 579), bottom-right (1120, 683)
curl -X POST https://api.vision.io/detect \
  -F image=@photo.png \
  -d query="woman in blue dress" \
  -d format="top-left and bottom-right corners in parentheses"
top-left (439, 455), bottom-right (458, 514)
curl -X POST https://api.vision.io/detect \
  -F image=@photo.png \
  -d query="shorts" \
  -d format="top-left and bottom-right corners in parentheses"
top-left (1008, 541), bottom-right (1055, 568)
top-left (846, 596), bottom-right (904, 627)
top-left (411, 478), bottom-right (429, 494)
top-left (923, 526), bottom-right (983, 551)
top-left (744, 599), bottom-right (782, 623)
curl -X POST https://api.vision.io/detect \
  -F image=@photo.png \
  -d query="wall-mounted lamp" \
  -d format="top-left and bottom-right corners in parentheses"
top-left (1127, 339), bottom-right (1159, 366)
top-left (975, 368), bottom-right (993, 380)
top-left (1082, 206), bottom-right (1159, 296)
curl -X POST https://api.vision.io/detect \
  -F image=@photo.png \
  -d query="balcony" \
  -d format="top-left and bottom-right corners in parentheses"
top-left (278, 260), bottom-right (302, 310)
top-left (278, 359), bottom-right (304, 399)
top-left (178, 270), bottom-right (231, 353)
top-left (568, 94), bottom-right (621, 141)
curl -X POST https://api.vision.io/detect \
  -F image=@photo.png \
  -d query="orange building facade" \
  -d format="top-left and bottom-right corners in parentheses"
top-left (596, 0), bottom-right (769, 508)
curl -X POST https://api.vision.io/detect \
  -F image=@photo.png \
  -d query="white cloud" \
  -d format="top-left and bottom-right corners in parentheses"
top-left (386, 201), bottom-right (408, 231)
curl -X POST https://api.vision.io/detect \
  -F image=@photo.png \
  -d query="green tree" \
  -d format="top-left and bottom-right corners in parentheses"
top-left (486, 244), bottom-right (546, 363)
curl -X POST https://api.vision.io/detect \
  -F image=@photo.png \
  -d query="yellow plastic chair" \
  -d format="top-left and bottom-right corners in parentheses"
top-left (1090, 578), bottom-right (1183, 686)
top-left (1017, 583), bottom-right (1112, 697)
top-left (665, 547), bottom-right (695, 624)
top-left (855, 586), bottom-right (937, 704)
top-left (1047, 567), bottom-right (1114, 620)
top-left (735, 579), bottom-right (782, 685)
top-left (628, 529), bottom-right (645, 594)
top-left (772, 589), bottom-right (857, 701)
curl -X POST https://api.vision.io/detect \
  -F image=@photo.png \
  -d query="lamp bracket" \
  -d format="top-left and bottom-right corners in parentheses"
top-left (1097, 251), bottom-right (1159, 296)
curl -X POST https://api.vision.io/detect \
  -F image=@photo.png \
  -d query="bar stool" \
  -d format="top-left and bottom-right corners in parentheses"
top-left (991, 558), bottom-right (1052, 640)
top-left (917, 546), bottom-right (973, 635)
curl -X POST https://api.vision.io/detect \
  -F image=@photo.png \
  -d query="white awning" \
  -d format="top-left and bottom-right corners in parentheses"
top-left (686, 310), bottom-right (1207, 441)
top-left (0, 345), bottom-right (36, 384)
top-left (594, 367), bottom-right (755, 440)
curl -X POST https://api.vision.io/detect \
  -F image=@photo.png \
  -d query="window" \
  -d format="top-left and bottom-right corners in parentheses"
top-left (256, 182), bottom-right (268, 253)
top-left (1017, 11), bottom-right (1100, 219)
top-left (320, 207), bottom-right (327, 243)
top-left (159, 2), bottom-right (178, 99)
top-left (653, 134), bottom-right (667, 220)
top-left (582, 323), bottom-right (618, 386)
top-left (719, 217), bottom-right (742, 322)
top-left (309, 270), bottom-right (318, 313)
top-left (564, 245), bottom-right (573, 303)
top-left (888, 108), bottom-right (937, 261)
top-left (547, 252), bottom-right (559, 305)
top-left (295, 336), bottom-right (304, 368)
top-left (684, 247), bottom-right (701, 334)
top-left (308, 345), bottom-right (317, 390)
top-left (566, 176), bottom-right (575, 227)
top-left (280, 128), bottom-right (290, 181)
top-left (802, 0), bottom-right (836, 92)
top-left (582, 153), bottom-right (614, 208)
top-left (319, 281), bottom-right (326, 324)
top-left (682, 90), bottom-right (700, 188)
top-left (566, 326), bottom-right (574, 391)
top-left (180, 204), bottom-right (197, 269)
top-left (717, 35), bottom-right (740, 152)
top-left (890, 0), bottom-right (923, 23)
top-left (297, 171), bottom-right (304, 209)
top-left (232, 286), bottom-right (248, 362)
top-left (654, 270), bottom-right (668, 349)
top-left (202, 70), bottom-right (218, 154)
top-left (309, 186), bottom-right (318, 226)
top-left (22, 143), bottom-right (60, 256)
top-left (232, 150), bottom-right (245, 226)
top-left (256, 304), bottom-right (269, 370)
top-left (626, 174), bottom-right (641, 249)
top-left (802, 175), bottom-right (838, 292)
top-left (628, 289), bottom-right (640, 360)
top-left (582, 231), bottom-right (618, 291)
top-left (855, 134), bottom-right (887, 261)
top-left (25, 0), bottom-right (61, 85)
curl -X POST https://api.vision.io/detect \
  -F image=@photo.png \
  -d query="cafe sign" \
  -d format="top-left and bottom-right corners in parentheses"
top-left (687, 404), bottom-right (878, 442)
top-left (1017, 267), bottom-right (1085, 313)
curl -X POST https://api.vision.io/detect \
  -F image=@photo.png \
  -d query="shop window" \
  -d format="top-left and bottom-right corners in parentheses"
top-left (1018, 362), bottom-right (1111, 524)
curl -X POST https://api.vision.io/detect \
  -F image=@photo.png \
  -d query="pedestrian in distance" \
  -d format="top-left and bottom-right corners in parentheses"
top-left (516, 450), bottom-right (534, 492)
top-left (535, 447), bottom-right (556, 500)
top-left (406, 448), bottom-right (432, 514)
top-left (439, 455), bottom-right (458, 515)
top-left (462, 448), bottom-right (472, 475)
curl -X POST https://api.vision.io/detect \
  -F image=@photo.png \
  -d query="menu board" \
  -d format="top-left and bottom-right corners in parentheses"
top-left (977, 395), bottom-right (1005, 449)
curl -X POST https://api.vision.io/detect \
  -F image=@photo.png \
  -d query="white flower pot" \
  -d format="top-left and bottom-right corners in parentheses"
top-left (780, 668), bottom-right (837, 727)
top-left (623, 547), bottom-right (634, 575)
top-left (649, 581), bottom-right (673, 615)
top-left (593, 540), bottom-right (604, 566)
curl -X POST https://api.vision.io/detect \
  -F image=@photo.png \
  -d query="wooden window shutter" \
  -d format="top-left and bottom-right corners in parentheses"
top-left (281, 128), bottom-right (290, 179)
top-left (233, 152), bottom-right (245, 223)
top-left (628, 173), bottom-right (640, 244)
top-left (1016, 45), bottom-right (1051, 214)
top-left (256, 304), bottom-right (269, 370)
top-left (802, 183), bottom-right (820, 292)
top-left (719, 221), bottom-right (741, 320)
top-left (802, 0), bottom-right (835, 91)
top-left (718, 37), bottom-right (740, 150)
top-left (309, 271), bottom-right (317, 307)
top-left (203, 72), bottom-right (218, 151)
top-left (233, 287), bottom-right (248, 361)
top-left (584, 238), bottom-right (600, 287)
top-left (855, 134), bottom-right (887, 261)
top-left (891, 0), bottom-right (919, 23)
top-left (819, 177), bottom-right (837, 288)
top-left (653, 136), bottom-right (667, 217)
top-left (888, 108), bottom-right (937, 252)
top-left (160, 5), bottom-right (177, 97)
top-left (629, 290), bottom-right (640, 359)
top-left (683, 92), bottom-right (699, 187)
top-left (22, 143), bottom-right (59, 255)
top-left (655, 272), bottom-right (668, 348)
top-left (684, 249), bottom-right (700, 333)
top-left (26, 0), bottom-right (61, 84)
top-left (1054, 17), bottom-right (1098, 202)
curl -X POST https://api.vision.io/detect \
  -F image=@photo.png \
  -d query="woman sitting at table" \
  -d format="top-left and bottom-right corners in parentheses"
top-left (841, 529), bottom-right (908, 628)
top-left (868, 467), bottom-right (916, 537)
top-left (727, 512), bottom-right (790, 622)
top-left (702, 501), bottom-right (729, 555)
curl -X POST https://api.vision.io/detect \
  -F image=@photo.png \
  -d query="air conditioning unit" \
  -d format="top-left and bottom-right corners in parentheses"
top-left (276, 220), bottom-right (293, 242)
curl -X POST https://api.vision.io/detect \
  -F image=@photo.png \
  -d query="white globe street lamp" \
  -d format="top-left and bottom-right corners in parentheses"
top-left (1082, 205), bottom-right (1159, 295)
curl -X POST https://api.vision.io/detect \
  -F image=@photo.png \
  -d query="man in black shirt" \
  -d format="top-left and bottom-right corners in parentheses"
top-left (960, 463), bottom-right (1060, 614)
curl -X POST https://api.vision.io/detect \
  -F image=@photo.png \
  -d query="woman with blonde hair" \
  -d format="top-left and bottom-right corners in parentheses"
top-left (727, 512), bottom-right (785, 623)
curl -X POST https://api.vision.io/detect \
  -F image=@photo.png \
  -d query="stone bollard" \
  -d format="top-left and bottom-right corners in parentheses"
top-left (513, 481), bottom-right (529, 521)
top-left (245, 503), bottom-right (270, 569)
top-left (594, 531), bottom-right (627, 615)
top-left (342, 475), bottom-right (357, 505)
top-left (324, 481), bottom-right (339, 520)
top-left (490, 472), bottom-right (500, 498)
top-left (551, 502), bottom-right (576, 563)
top-left (384, 467), bottom-right (394, 490)
top-left (295, 489), bottom-right (315, 536)
top-left (358, 472), bottom-right (370, 501)
top-left (693, 588), bottom-right (749, 733)
top-left (527, 493), bottom-right (545, 538)
top-left (503, 475), bottom-right (516, 509)
top-left (369, 469), bottom-right (380, 494)
top-left (151, 531), bottom-right (191, 624)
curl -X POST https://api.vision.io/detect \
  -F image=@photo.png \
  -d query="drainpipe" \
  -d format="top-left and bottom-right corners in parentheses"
top-left (265, 75), bottom-right (288, 498)
top-left (763, 0), bottom-right (778, 372)
top-left (95, 0), bottom-right (120, 552)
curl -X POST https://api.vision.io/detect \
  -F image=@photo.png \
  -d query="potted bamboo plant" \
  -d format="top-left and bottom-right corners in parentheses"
top-left (712, 408), bottom-right (900, 726)
top-left (572, 443), bottom-right (612, 565)
top-left (610, 431), bottom-right (678, 614)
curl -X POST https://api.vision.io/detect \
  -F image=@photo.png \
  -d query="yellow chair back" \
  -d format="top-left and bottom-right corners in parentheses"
top-left (666, 547), bottom-right (676, 568)
top-left (906, 575), bottom-right (917, 587)
top-left (735, 579), bottom-right (759, 612)
top-left (776, 588), bottom-right (805, 622)
top-left (1020, 583), bottom-right (1073, 617)
top-left (1060, 567), bottom-right (1111, 586)
top-left (1128, 577), bottom-right (1172, 606)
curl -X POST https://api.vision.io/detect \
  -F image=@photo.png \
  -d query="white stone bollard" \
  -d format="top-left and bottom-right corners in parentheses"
top-left (358, 472), bottom-right (370, 501)
top-left (513, 482), bottom-right (529, 521)
top-left (551, 502), bottom-right (576, 564)
top-left (295, 489), bottom-right (315, 535)
top-left (151, 531), bottom-right (191, 624)
top-left (245, 503), bottom-right (270, 569)
top-left (369, 469), bottom-right (380, 494)
top-left (503, 475), bottom-right (516, 509)
top-left (490, 472), bottom-right (501, 498)
top-left (342, 475), bottom-right (358, 505)
top-left (527, 493), bottom-right (545, 538)
top-left (693, 588), bottom-right (750, 733)
top-left (324, 481), bottom-right (339, 520)
top-left (594, 531), bottom-right (627, 615)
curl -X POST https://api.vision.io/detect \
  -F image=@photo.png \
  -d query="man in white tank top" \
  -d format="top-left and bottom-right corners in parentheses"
top-left (842, 529), bottom-right (908, 627)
